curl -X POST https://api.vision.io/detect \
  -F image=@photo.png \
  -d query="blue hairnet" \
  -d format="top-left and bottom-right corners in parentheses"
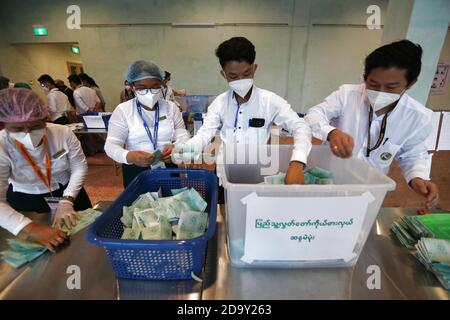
top-left (124, 60), bottom-right (165, 83)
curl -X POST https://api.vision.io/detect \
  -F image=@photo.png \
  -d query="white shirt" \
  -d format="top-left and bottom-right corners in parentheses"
top-left (47, 88), bottom-right (72, 121)
top-left (305, 84), bottom-right (433, 182)
top-left (186, 86), bottom-right (312, 164)
top-left (105, 98), bottom-right (191, 164)
top-left (73, 85), bottom-right (100, 114)
top-left (0, 123), bottom-right (88, 235)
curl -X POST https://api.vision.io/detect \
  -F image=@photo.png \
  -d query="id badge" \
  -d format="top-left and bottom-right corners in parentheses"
top-left (44, 197), bottom-right (64, 215)
top-left (52, 149), bottom-right (68, 160)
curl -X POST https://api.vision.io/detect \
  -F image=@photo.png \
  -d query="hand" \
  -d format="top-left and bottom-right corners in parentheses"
top-left (126, 150), bottom-right (155, 167)
top-left (327, 129), bottom-right (354, 158)
top-left (285, 161), bottom-right (305, 185)
top-left (55, 200), bottom-right (79, 228)
top-left (161, 144), bottom-right (175, 161)
top-left (20, 223), bottom-right (68, 253)
top-left (410, 178), bottom-right (439, 209)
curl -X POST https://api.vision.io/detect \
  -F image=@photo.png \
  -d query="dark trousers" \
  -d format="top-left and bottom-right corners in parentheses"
top-left (7, 183), bottom-right (92, 213)
top-left (52, 116), bottom-right (69, 125)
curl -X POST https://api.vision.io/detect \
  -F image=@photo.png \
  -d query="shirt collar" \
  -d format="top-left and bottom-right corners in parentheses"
top-left (230, 85), bottom-right (258, 107)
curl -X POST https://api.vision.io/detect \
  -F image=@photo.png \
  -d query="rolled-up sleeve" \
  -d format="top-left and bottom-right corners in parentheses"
top-left (304, 88), bottom-right (344, 142)
top-left (105, 106), bottom-right (130, 164)
top-left (63, 127), bottom-right (88, 198)
top-left (0, 152), bottom-right (32, 235)
top-left (272, 95), bottom-right (312, 164)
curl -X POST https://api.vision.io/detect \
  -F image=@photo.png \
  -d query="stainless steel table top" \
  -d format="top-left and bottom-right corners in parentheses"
top-left (201, 206), bottom-right (450, 300)
top-left (0, 203), bottom-right (448, 299)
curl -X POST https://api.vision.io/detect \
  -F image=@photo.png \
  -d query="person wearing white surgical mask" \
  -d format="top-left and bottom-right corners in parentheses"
top-left (105, 60), bottom-right (190, 187)
top-left (305, 39), bottom-right (439, 208)
top-left (0, 88), bottom-right (92, 252)
top-left (180, 37), bottom-right (312, 185)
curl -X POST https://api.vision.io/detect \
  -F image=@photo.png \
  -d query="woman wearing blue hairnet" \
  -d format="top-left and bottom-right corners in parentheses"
top-left (105, 60), bottom-right (190, 187)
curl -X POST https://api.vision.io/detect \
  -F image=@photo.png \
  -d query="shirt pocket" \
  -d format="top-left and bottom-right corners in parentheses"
top-left (245, 126), bottom-right (269, 144)
top-left (157, 118), bottom-right (175, 143)
top-left (369, 141), bottom-right (401, 169)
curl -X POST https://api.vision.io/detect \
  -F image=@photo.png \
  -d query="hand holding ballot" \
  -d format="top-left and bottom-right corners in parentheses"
top-left (126, 150), bottom-right (156, 167)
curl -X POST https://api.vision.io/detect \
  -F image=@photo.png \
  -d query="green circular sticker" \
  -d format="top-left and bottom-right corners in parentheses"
top-left (380, 152), bottom-right (392, 161)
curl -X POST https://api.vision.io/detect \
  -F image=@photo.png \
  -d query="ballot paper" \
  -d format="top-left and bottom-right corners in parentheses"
top-left (263, 166), bottom-right (334, 185)
top-left (437, 112), bottom-right (450, 150)
top-left (391, 214), bottom-right (450, 248)
top-left (82, 115), bottom-right (106, 129)
top-left (415, 238), bottom-right (450, 290)
top-left (425, 112), bottom-right (442, 151)
top-left (1, 209), bottom-right (102, 268)
top-left (120, 187), bottom-right (208, 240)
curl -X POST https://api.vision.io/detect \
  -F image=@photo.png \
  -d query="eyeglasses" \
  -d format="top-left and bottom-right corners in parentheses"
top-left (133, 87), bottom-right (161, 95)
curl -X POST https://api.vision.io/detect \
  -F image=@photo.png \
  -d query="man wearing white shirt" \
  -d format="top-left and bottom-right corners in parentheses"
top-left (183, 37), bottom-right (312, 184)
top-left (68, 74), bottom-right (100, 115)
top-left (305, 39), bottom-right (439, 208)
top-left (38, 74), bottom-right (73, 125)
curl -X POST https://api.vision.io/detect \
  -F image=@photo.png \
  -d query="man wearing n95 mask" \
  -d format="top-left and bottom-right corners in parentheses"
top-left (181, 37), bottom-right (312, 184)
top-left (305, 39), bottom-right (439, 208)
top-left (0, 89), bottom-right (92, 252)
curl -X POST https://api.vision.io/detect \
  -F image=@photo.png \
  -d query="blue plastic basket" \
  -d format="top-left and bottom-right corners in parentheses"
top-left (87, 169), bottom-right (218, 280)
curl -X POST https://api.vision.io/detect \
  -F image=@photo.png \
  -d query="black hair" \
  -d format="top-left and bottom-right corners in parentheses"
top-left (68, 74), bottom-right (81, 85)
top-left (215, 37), bottom-right (256, 68)
top-left (0, 76), bottom-right (10, 89)
top-left (37, 74), bottom-right (55, 85)
top-left (364, 39), bottom-right (422, 85)
top-left (164, 71), bottom-right (171, 79)
top-left (79, 73), bottom-right (99, 87)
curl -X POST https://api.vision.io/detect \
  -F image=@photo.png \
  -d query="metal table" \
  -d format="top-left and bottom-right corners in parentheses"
top-left (0, 204), bottom-right (448, 299)
top-left (202, 206), bottom-right (450, 300)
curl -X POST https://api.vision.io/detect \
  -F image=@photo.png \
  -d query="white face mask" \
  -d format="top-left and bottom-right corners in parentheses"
top-left (135, 90), bottom-right (161, 108)
top-left (366, 88), bottom-right (403, 112)
top-left (9, 128), bottom-right (46, 150)
top-left (229, 78), bottom-right (254, 98)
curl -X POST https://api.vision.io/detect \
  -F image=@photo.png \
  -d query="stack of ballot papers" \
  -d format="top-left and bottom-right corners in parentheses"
top-left (391, 214), bottom-right (450, 248)
top-left (1, 208), bottom-right (102, 268)
top-left (415, 238), bottom-right (450, 290)
top-left (263, 166), bottom-right (334, 185)
top-left (120, 187), bottom-right (209, 241)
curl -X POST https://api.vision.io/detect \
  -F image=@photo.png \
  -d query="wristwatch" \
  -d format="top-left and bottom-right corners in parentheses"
top-left (63, 195), bottom-right (75, 204)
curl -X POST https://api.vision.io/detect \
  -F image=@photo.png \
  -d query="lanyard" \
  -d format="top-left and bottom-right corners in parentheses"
top-left (162, 87), bottom-right (167, 100)
top-left (136, 100), bottom-right (159, 150)
top-left (366, 105), bottom-right (389, 157)
top-left (14, 135), bottom-right (52, 193)
top-left (233, 93), bottom-right (241, 132)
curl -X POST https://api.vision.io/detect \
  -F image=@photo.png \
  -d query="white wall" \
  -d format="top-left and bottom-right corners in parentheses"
top-left (0, 0), bottom-right (396, 112)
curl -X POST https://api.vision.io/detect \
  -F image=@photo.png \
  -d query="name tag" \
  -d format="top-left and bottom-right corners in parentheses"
top-left (52, 149), bottom-right (68, 159)
top-left (159, 115), bottom-right (167, 121)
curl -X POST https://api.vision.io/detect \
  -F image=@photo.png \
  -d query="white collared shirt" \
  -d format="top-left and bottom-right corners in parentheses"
top-left (73, 85), bottom-right (100, 114)
top-left (186, 86), bottom-right (312, 164)
top-left (305, 83), bottom-right (433, 182)
top-left (105, 98), bottom-right (191, 164)
top-left (0, 123), bottom-right (88, 235)
top-left (47, 88), bottom-right (72, 121)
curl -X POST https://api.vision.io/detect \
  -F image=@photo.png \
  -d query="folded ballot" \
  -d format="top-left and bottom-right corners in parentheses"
top-left (1, 208), bottom-right (102, 268)
top-left (415, 238), bottom-right (450, 290)
top-left (120, 187), bottom-right (209, 241)
top-left (263, 166), bottom-right (334, 185)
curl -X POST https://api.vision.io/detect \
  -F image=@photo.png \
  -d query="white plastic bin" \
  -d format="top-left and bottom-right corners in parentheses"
top-left (217, 144), bottom-right (396, 268)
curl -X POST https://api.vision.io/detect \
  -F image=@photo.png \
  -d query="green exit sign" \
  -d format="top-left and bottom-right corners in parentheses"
top-left (71, 46), bottom-right (80, 54)
top-left (33, 26), bottom-right (47, 36)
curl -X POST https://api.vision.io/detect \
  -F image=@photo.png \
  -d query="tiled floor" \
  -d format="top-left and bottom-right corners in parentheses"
top-left (84, 151), bottom-right (450, 209)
